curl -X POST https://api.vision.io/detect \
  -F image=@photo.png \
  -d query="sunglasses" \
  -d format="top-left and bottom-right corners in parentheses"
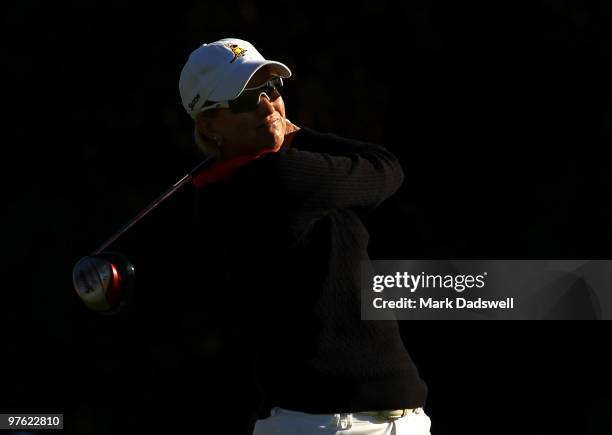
top-left (199, 76), bottom-right (283, 114)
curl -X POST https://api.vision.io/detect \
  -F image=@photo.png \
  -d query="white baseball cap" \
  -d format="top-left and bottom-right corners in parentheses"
top-left (179, 38), bottom-right (292, 118)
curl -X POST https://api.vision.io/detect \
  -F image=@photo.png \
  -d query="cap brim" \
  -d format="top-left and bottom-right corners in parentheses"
top-left (208, 60), bottom-right (292, 102)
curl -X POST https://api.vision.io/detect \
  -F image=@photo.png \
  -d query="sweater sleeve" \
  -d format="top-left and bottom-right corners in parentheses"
top-left (229, 128), bottom-right (404, 220)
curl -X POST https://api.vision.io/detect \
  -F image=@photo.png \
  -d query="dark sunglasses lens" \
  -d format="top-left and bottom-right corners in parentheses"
top-left (228, 94), bottom-right (259, 113)
top-left (229, 78), bottom-right (283, 113)
top-left (269, 77), bottom-right (283, 89)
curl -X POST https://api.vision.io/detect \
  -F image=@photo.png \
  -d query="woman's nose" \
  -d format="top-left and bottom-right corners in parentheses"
top-left (256, 93), bottom-right (276, 115)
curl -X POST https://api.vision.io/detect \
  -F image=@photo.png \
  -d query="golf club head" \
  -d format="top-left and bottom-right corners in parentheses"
top-left (72, 251), bottom-right (135, 315)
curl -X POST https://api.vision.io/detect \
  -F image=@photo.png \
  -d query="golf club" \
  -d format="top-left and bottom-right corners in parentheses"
top-left (72, 156), bottom-right (214, 314)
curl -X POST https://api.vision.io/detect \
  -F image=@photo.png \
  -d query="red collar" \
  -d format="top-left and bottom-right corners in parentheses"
top-left (191, 148), bottom-right (276, 188)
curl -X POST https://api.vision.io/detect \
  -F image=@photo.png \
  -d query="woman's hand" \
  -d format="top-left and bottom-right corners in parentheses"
top-left (282, 119), bottom-right (301, 148)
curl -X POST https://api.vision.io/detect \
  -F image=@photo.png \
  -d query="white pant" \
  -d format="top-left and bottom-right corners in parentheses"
top-left (253, 406), bottom-right (432, 435)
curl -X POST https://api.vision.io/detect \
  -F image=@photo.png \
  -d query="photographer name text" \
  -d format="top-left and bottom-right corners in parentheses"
top-left (372, 297), bottom-right (514, 310)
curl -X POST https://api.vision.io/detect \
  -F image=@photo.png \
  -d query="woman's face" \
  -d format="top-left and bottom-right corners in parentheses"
top-left (198, 66), bottom-right (288, 159)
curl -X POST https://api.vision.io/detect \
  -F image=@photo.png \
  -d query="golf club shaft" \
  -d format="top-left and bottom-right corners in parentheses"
top-left (92, 157), bottom-right (214, 255)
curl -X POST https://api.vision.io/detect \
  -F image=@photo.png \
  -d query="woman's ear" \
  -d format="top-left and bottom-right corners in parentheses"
top-left (195, 113), bottom-right (218, 139)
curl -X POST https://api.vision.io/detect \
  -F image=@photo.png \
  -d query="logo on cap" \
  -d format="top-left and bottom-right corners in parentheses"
top-left (188, 94), bottom-right (200, 111)
top-left (224, 43), bottom-right (247, 63)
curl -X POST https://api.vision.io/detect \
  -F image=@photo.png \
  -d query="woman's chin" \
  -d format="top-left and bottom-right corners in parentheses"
top-left (258, 142), bottom-right (282, 154)
top-left (256, 131), bottom-right (284, 151)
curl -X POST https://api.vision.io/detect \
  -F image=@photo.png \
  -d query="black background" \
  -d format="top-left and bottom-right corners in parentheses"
top-left (2, 1), bottom-right (612, 434)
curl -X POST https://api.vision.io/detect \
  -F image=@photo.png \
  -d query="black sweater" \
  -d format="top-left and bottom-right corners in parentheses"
top-left (194, 127), bottom-right (427, 414)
